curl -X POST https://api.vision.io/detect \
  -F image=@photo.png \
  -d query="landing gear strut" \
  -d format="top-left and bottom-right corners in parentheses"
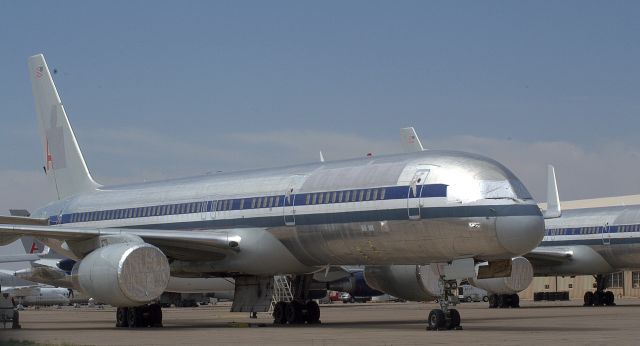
top-left (116, 303), bottom-right (162, 328)
top-left (584, 274), bottom-right (616, 307)
top-left (427, 278), bottom-right (462, 330)
top-left (272, 275), bottom-right (321, 325)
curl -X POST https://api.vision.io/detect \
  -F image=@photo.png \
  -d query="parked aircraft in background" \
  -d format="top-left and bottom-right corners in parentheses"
top-left (0, 270), bottom-right (71, 307)
top-left (0, 54), bottom-right (545, 331)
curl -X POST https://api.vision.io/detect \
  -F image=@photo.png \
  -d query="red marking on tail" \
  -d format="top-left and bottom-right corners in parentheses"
top-left (30, 242), bottom-right (39, 254)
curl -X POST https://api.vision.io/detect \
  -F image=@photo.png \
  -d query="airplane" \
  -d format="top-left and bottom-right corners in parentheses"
top-left (0, 270), bottom-right (71, 307)
top-left (474, 171), bottom-right (640, 308)
top-left (0, 54), bottom-right (545, 330)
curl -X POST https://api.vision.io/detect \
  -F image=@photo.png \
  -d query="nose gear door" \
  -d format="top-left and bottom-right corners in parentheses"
top-left (407, 169), bottom-right (430, 220)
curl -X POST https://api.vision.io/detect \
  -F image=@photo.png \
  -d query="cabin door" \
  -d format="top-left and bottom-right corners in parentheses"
top-left (602, 223), bottom-right (611, 245)
top-left (283, 186), bottom-right (296, 226)
top-left (407, 169), bottom-right (430, 220)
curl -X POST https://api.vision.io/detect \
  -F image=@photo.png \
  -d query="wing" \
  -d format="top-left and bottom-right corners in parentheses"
top-left (0, 254), bottom-right (40, 263)
top-left (0, 223), bottom-right (243, 261)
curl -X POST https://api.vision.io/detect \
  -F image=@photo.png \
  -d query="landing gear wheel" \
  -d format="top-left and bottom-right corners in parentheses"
top-left (447, 309), bottom-right (461, 330)
top-left (593, 291), bottom-right (604, 306)
top-left (604, 291), bottom-right (616, 306)
top-left (285, 301), bottom-right (304, 324)
top-left (116, 307), bottom-right (129, 327)
top-left (127, 307), bottom-right (142, 328)
top-left (510, 294), bottom-right (520, 308)
top-left (488, 294), bottom-right (498, 308)
top-left (497, 294), bottom-right (508, 308)
top-left (273, 301), bottom-right (287, 324)
top-left (305, 301), bottom-right (321, 324)
top-left (584, 291), bottom-right (594, 306)
top-left (465, 296), bottom-right (472, 302)
top-left (149, 304), bottom-right (163, 327)
top-left (427, 309), bottom-right (446, 330)
top-left (482, 296), bottom-right (489, 302)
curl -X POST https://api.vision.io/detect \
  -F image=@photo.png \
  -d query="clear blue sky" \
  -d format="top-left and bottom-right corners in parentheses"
top-left (1, 1), bottom-right (639, 215)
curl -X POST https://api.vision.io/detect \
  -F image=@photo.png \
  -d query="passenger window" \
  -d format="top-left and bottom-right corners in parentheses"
top-left (318, 193), bottom-right (324, 204)
top-left (331, 192), bottom-right (337, 203)
top-left (305, 194), bottom-right (310, 205)
top-left (358, 190), bottom-right (364, 201)
top-left (351, 191), bottom-right (357, 202)
top-left (380, 188), bottom-right (386, 200)
top-left (325, 192), bottom-right (331, 203)
top-left (366, 189), bottom-right (372, 201)
top-left (344, 191), bottom-right (350, 202)
top-left (337, 191), bottom-right (343, 203)
top-left (251, 198), bottom-right (257, 209)
top-left (261, 197), bottom-right (268, 208)
top-left (372, 189), bottom-right (378, 200)
top-left (275, 197), bottom-right (280, 207)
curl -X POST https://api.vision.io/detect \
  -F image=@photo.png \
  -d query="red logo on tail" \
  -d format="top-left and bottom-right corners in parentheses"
top-left (30, 242), bottom-right (39, 254)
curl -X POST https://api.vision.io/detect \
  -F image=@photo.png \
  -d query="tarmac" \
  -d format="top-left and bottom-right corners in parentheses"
top-left (2, 299), bottom-right (640, 345)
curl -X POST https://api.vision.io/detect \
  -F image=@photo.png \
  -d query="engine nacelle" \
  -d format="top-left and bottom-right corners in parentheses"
top-left (73, 243), bottom-right (170, 307)
top-left (364, 265), bottom-right (442, 301)
top-left (327, 271), bottom-right (384, 297)
top-left (469, 257), bottom-right (533, 294)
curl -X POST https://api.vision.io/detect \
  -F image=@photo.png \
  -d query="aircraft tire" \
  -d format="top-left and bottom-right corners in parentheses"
top-left (427, 309), bottom-right (446, 330)
top-left (305, 301), bottom-right (321, 324)
top-left (149, 304), bottom-right (163, 327)
top-left (447, 309), bottom-right (461, 329)
top-left (488, 294), bottom-right (498, 308)
top-left (593, 291), bottom-right (604, 306)
top-left (285, 301), bottom-right (304, 324)
top-left (116, 307), bottom-right (129, 327)
top-left (604, 291), bottom-right (616, 306)
top-left (584, 291), bottom-right (594, 306)
top-left (273, 301), bottom-right (287, 324)
top-left (127, 307), bottom-right (143, 328)
top-left (510, 294), bottom-right (520, 308)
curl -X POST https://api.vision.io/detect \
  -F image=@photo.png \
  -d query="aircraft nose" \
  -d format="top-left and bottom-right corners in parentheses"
top-left (495, 206), bottom-right (545, 256)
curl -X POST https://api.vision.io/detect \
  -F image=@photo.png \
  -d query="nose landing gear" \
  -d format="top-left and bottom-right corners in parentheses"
top-left (427, 278), bottom-right (462, 330)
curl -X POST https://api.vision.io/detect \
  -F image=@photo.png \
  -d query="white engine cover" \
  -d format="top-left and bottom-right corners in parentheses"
top-left (363, 265), bottom-right (443, 302)
top-left (469, 257), bottom-right (533, 294)
top-left (74, 243), bottom-right (170, 307)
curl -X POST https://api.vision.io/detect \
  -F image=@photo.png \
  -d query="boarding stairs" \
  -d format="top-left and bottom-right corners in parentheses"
top-left (269, 275), bottom-right (294, 312)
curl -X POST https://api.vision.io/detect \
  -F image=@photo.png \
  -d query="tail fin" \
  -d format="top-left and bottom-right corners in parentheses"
top-left (400, 127), bottom-right (425, 152)
top-left (28, 54), bottom-right (99, 199)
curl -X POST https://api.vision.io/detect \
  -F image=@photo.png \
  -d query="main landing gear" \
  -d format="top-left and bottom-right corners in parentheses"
top-left (116, 304), bottom-right (163, 328)
top-left (427, 278), bottom-right (462, 331)
top-left (272, 275), bottom-right (321, 325)
top-left (584, 274), bottom-right (616, 307)
top-left (488, 294), bottom-right (520, 308)
top-left (272, 300), bottom-right (321, 325)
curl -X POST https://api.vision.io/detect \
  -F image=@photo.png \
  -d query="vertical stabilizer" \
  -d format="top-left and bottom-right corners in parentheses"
top-left (28, 54), bottom-right (99, 199)
top-left (543, 165), bottom-right (561, 219)
top-left (400, 127), bottom-right (425, 152)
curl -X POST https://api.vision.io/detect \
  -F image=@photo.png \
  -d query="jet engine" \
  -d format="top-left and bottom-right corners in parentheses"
top-left (327, 271), bottom-right (384, 298)
top-left (469, 257), bottom-right (533, 294)
top-left (363, 265), bottom-right (442, 301)
top-left (72, 243), bottom-right (170, 307)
